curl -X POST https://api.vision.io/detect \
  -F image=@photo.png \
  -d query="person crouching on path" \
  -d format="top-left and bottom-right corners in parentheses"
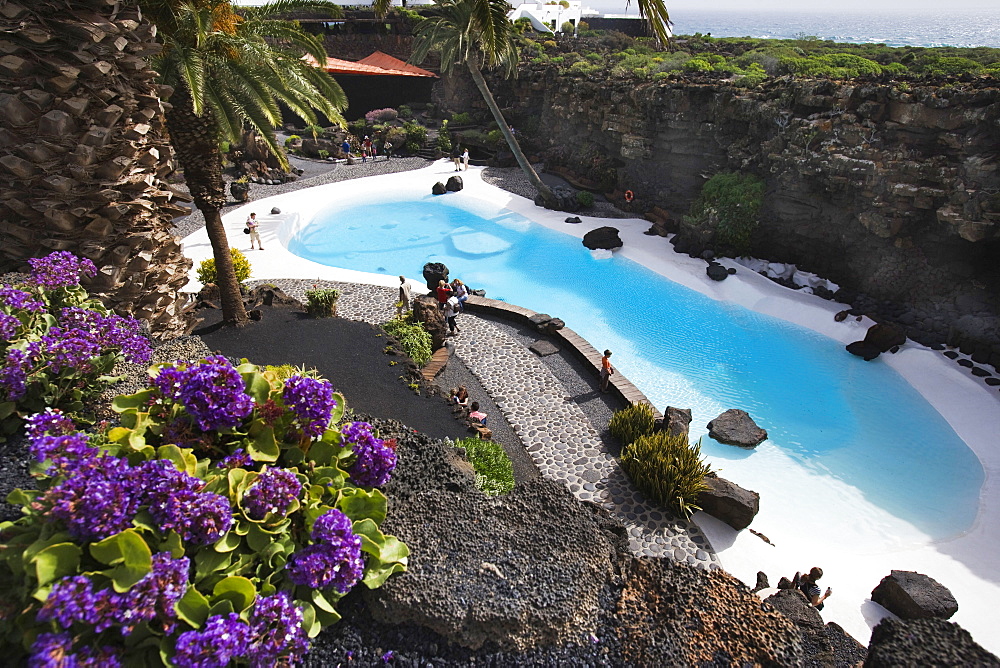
top-left (600, 349), bottom-right (614, 393)
top-left (444, 295), bottom-right (460, 335)
top-left (397, 275), bottom-right (411, 316)
top-left (435, 280), bottom-right (452, 309)
top-left (247, 212), bottom-right (263, 250)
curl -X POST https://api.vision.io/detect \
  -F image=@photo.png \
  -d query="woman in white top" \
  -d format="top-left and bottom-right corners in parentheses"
top-left (443, 296), bottom-right (460, 335)
top-left (462, 148), bottom-right (470, 170)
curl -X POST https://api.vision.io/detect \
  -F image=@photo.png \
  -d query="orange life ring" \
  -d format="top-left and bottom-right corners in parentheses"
top-left (624, 190), bottom-right (634, 203)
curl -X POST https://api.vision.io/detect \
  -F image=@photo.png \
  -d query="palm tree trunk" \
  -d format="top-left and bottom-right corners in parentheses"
top-left (164, 88), bottom-right (249, 327)
top-left (466, 60), bottom-right (557, 208)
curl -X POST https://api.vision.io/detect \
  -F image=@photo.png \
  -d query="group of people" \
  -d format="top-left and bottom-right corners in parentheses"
top-left (450, 386), bottom-right (488, 426)
top-left (450, 145), bottom-right (470, 171)
top-left (340, 136), bottom-right (392, 163)
top-left (436, 278), bottom-right (469, 336)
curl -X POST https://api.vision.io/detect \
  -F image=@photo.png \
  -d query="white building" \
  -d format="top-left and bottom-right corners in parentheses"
top-left (507, 1), bottom-right (583, 35)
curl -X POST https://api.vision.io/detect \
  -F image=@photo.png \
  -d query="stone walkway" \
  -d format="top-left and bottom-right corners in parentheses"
top-left (251, 278), bottom-right (720, 570)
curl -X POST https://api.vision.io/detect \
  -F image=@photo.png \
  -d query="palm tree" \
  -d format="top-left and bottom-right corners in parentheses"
top-left (142, 0), bottom-right (348, 326)
top-left (405, 0), bottom-right (671, 209)
top-left (410, 0), bottom-right (558, 207)
top-left (0, 0), bottom-right (194, 337)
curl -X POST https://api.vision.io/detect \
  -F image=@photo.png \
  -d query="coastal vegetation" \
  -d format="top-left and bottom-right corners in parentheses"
top-left (196, 249), bottom-right (252, 286)
top-left (519, 30), bottom-right (1000, 84)
top-left (383, 315), bottom-right (434, 367)
top-left (685, 172), bottom-right (766, 256)
top-left (621, 432), bottom-right (713, 518)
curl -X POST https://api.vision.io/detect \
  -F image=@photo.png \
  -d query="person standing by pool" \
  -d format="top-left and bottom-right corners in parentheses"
top-left (451, 278), bottom-right (468, 312)
top-left (451, 144), bottom-right (462, 171)
top-left (435, 279), bottom-right (452, 309)
top-left (462, 148), bottom-right (470, 170)
top-left (246, 212), bottom-right (263, 250)
top-left (341, 138), bottom-right (351, 160)
top-left (362, 136), bottom-right (371, 163)
top-left (397, 275), bottom-right (411, 315)
top-left (384, 139), bottom-right (392, 160)
top-left (444, 295), bottom-right (460, 335)
top-left (600, 349), bottom-right (614, 393)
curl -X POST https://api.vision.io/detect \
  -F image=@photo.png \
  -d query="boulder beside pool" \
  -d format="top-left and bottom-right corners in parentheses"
top-left (697, 474), bottom-right (759, 530)
top-left (865, 617), bottom-right (996, 666)
top-left (846, 322), bottom-right (907, 361)
top-left (432, 181), bottom-right (447, 195)
top-left (707, 409), bottom-right (767, 447)
top-left (658, 406), bottom-right (693, 438)
top-left (446, 175), bottom-right (463, 192)
top-left (422, 262), bottom-right (449, 291)
top-left (871, 570), bottom-right (959, 620)
top-left (583, 226), bottom-right (622, 251)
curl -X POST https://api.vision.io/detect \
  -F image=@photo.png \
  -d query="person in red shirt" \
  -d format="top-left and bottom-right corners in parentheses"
top-left (435, 280), bottom-right (452, 309)
top-left (600, 349), bottom-right (614, 393)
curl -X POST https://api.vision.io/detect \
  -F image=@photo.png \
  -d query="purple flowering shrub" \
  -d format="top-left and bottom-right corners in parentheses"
top-left (0, 357), bottom-right (409, 666)
top-left (0, 252), bottom-right (152, 439)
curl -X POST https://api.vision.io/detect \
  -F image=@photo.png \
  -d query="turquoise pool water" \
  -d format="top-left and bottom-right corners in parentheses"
top-left (289, 195), bottom-right (984, 538)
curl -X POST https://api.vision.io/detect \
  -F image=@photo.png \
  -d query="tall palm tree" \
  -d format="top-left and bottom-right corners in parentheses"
top-left (405, 0), bottom-right (671, 208)
top-left (0, 0), bottom-right (194, 337)
top-left (410, 0), bottom-right (558, 207)
top-left (142, 0), bottom-right (348, 326)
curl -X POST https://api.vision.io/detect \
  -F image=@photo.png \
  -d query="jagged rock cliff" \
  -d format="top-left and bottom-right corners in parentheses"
top-left (478, 69), bottom-right (1000, 360)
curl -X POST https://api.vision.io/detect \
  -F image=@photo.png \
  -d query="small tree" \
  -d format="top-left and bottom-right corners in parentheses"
top-left (685, 172), bottom-right (765, 256)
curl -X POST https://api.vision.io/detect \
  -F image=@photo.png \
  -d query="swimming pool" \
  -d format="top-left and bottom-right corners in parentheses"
top-left (288, 191), bottom-right (984, 540)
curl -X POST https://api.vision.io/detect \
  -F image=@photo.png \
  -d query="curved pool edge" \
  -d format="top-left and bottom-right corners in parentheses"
top-left (179, 162), bottom-right (1000, 652)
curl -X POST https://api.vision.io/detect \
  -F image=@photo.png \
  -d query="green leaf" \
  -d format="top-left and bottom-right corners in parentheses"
top-left (308, 441), bottom-right (341, 467)
top-left (299, 600), bottom-right (323, 638)
top-left (159, 531), bottom-right (186, 559)
top-left (90, 528), bottom-right (152, 568)
top-left (156, 445), bottom-right (198, 476)
top-left (361, 554), bottom-right (408, 589)
top-left (214, 530), bottom-right (242, 553)
top-left (6, 488), bottom-right (37, 506)
top-left (310, 588), bottom-right (339, 614)
top-left (176, 586), bottom-right (210, 628)
top-left (337, 488), bottom-right (387, 525)
top-left (378, 535), bottom-right (410, 564)
top-left (247, 426), bottom-right (279, 462)
top-left (207, 599), bottom-right (235, 617)
top-left (329, 392), bottom-right (346, 425)
top-left (195, 548), bottom-right (232, 581)
top-left (0, 401), bottom-right (14, 421)
top-left (246, 524), bottom-right (271, 553)
top-left (212, 576), bottom-right (257, 612)
top-left (351, 518), bottom-right (385, 556)
top-left (31, 542), bottom-right (81, 586)
top-left (112, 389), bottom-right (156, 412)
top-left (242, 370), bottom-right (273, 404)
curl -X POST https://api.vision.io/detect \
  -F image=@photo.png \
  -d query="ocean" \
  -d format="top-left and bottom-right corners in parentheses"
top-left (582, 7), bottom-right (1000, 48)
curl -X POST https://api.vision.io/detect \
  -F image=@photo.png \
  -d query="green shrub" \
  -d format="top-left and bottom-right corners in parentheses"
top-left (304, 287), bottom-right (341, 317)
top-left (197, 248), bottom-right (252, 284)
top-left (284, 134), bottom-right (301, 147)
top-left (318, 149), bottom-right (330, 159)
top-left (561, 21), bottom-right (575, 33)
top-left (576, 190), bottom-right (595, 207)
top-left (543, 40), bottom-right (557, 49)
top-left (456, 437), bottom-right (515, 496)
top-left (685, 171), bottom-right (765, 256)
top-left (486, 129), bottom-right (503, 147)
top-left (436, 119), bottom-right (452, 152)
top-left (450, 112), bottom-right (472, 125)
top-left (264, 363), bottom-right (320, 380)
top-left (621, 432), bottom-right (713, 517)
top-left (403, 121), bottom-right (427, 147)
top-left (383, 315), bottom-right (433, 366)
top-left (398, 104), bottom-right (413, 119)
top-left (609, 403), bottom-right (656, 447)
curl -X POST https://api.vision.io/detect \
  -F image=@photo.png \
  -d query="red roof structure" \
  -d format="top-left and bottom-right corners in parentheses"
top-left (304, 51), bottom-right (437, 78)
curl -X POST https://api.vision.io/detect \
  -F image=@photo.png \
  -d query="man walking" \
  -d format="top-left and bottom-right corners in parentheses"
top-left (247, 212), bottom-right (263, 250)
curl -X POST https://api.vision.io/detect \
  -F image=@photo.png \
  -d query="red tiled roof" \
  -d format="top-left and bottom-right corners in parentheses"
top-left (303, 51), bottom-right (437, 78)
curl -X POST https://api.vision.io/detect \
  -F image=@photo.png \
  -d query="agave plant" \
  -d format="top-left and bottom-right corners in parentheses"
top-left (621, 431), bottom-right (713, 518)
top-left (608, 402), bottom-right (656, 447)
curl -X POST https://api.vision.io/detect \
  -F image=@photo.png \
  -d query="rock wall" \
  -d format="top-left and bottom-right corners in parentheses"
top-left (489, 69), bottom-right (1000, 357)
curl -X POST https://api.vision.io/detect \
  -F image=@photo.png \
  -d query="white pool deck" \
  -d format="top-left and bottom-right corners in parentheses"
top-left (181, 161), bottom-right (1000, 654)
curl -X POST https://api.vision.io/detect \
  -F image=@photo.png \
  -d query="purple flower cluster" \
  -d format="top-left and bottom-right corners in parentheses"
top-left (171, 593), bottom-right (311, 668)
top-left (29, 632), bottom-right (123, 668)
top-left (246, 592), bottom-right (311, 668)
top-left (43, 453), bottom-right (143, 541)
top-left (140, 459), bottom-right (232, 546)
top-left (342, 422), bottom-right (397, 487)
top-left (0, 312), bottom-right (19, 340)
top-left (243, 467), bottom-right (302, 520)
top-left (0, 285), bottom-right (44, 312)
top-left (286, 508), bottom-right (364, 593)
top-left (37, 554), bottom-right (188, 638)
top-left (32, 419), bottom-right (232, 544)
top-left (27, 251), bottom-right (96, 289)
top-left (282, 375), bottom-right (337, 437)
top-left (0, 347), bottom-right (31, 401)
top-left (153, 356), bottom-right (254, 431)
top-left (58, 307), bottom-right (152, 365)
top-left (216, 448), bottom-right (253, 469)
top-left (173, 613), bottom-right (251, 668)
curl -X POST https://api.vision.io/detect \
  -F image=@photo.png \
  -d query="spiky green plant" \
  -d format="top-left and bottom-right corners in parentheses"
top-left (608, 403), bottom-right (656, 446)
top-left (383, 315), bottom-right (433, 366)
top-left (621, 432), bottom-right (713, 518)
